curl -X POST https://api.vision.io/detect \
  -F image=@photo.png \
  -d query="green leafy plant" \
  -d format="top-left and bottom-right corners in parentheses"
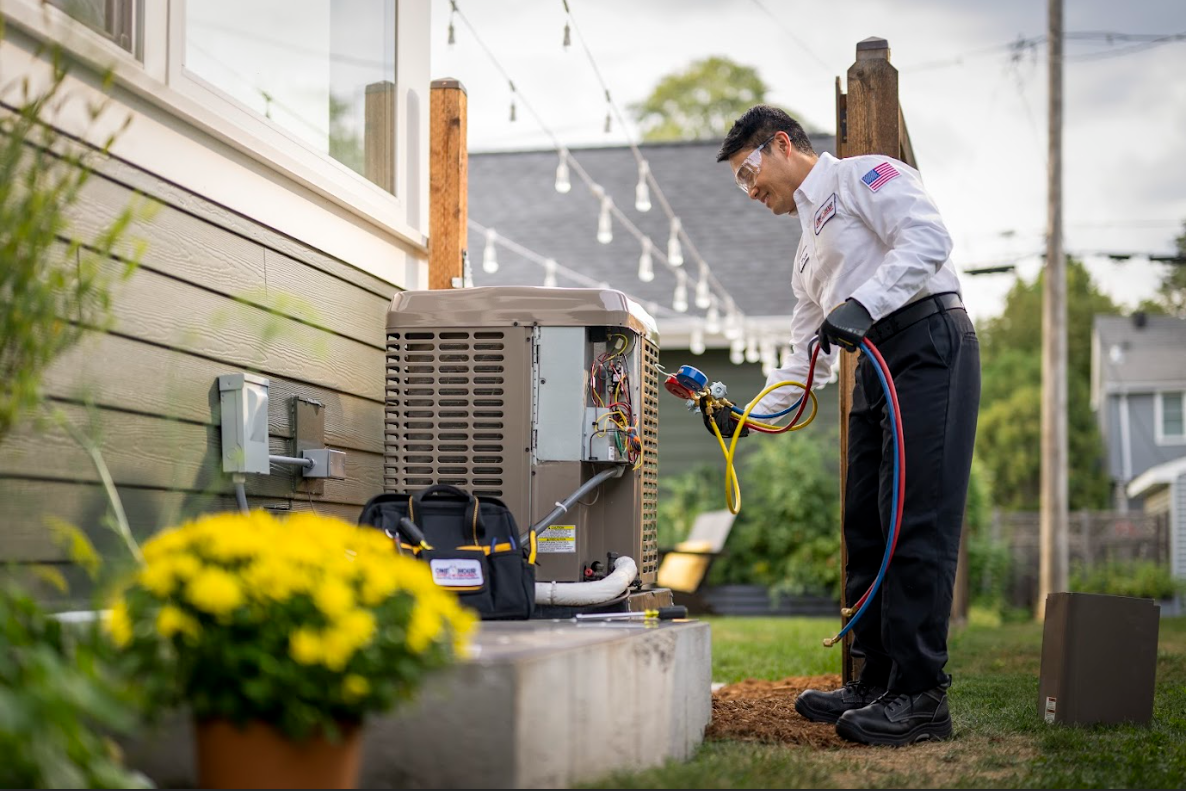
top-left (1070, 559), bottom-right (1185, 601)
top-left (0, 581), bottom-right (149, 789)
top-left (0, 30), bottom-right (143, 444)
top-left (108, 511), bottom-right (476, 741)
top-left (696, 428), bottom-right (842, 597)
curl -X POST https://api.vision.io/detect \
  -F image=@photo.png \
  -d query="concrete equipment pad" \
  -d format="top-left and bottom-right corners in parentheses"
top-left (126, 618), bottom-right (712, 788)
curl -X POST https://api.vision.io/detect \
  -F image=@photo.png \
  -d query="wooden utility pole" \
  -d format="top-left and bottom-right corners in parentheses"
top-left (429, 78), bottom-right (468, 290)
top-left (1039, 0), bottom-right (1069, 619)
top-left (835, 37), bottom-right (902, 683)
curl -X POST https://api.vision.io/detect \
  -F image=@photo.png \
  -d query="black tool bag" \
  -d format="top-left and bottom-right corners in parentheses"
top-left (358, 484), bottom-right (537, 620)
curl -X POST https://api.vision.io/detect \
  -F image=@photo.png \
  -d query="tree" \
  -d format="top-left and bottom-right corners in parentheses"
top-left (975, 259), bottom-right (1114, 511)
top-left (1154, 222), bottom-right (1186, 316)
top-left (630, 56), bottom-right (772, 142)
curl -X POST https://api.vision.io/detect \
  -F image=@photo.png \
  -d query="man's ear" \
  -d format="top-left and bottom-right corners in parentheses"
top-left (774, 130), bottom-right (791, 156)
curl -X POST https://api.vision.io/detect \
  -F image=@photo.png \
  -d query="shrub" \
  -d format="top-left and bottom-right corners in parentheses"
top-left (1070, 559), bottom-right (1185, 601)
top-left (706, 427), bottom-right (842, 597)
top-left (0, 582), bottom-right (148, 788)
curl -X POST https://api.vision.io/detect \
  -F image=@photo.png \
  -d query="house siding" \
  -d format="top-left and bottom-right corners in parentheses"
top-left (0, 133), bottom-right (400, 599)
top-left (1175, 475), bottom-right (1186, 579)
top-left (1126, 393), bottom-right (1186, 479)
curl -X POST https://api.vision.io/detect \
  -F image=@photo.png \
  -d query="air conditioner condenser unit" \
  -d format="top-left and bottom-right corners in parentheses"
top-left (385, 286), bottom-right (661, 588)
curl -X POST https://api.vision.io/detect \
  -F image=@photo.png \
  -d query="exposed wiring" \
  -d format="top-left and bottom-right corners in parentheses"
top-left (233, 475), bottom-right (249, 514)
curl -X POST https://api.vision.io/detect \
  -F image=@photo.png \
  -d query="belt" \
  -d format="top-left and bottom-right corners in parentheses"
top-left (865, 292), bottom-right (963, 346)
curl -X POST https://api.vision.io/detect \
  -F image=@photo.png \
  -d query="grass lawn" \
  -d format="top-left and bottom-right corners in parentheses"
top-left (582, 613), bottom-right (1186, 789)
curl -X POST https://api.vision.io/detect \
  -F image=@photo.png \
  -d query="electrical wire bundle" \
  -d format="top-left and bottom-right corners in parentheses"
top-left (589, 333), bottom-right (643, 469)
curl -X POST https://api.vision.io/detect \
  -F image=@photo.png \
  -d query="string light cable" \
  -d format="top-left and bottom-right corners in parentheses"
top-left (451, 0), bottom-right (755, 338)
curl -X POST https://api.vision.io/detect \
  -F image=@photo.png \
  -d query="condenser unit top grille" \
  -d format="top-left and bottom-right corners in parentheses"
top-left (388, 286), bottom-right (658, 343)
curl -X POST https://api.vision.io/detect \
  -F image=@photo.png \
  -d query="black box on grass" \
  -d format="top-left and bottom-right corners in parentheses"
top-left (1038, 592), bottom-right (1160, 726)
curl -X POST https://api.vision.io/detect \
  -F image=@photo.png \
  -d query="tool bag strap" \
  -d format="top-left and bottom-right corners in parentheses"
top-left (408, 483), bottom-right (485, 545)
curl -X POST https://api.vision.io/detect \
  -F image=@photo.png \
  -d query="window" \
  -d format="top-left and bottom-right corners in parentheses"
top-left (181, 0), bottom-right (396, 193)
top-left (46, 0), bottom-right (141, 59)
top-left (1158, 391), bottom-right (1185, 444)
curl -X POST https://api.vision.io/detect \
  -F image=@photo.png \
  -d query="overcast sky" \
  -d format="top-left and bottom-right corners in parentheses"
top-left (429, 0), bottom-right (1186, 324)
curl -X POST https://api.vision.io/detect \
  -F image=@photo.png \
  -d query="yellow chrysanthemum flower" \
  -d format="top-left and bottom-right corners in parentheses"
top-left (106, 599), bottom-right (133, 647)
top-left (336, 608), bottom-right (376, 647)
top-left (289, 627), bottom-right (322, 665)
top-left (342, 674), bottom-right (370, 702)
top-left (156, 604), bottom-right (201, 640)
top-left (187, 567), bottom-right (244, 616)
top-left (320, 629), bottom-right (356, 671)
top-left (313, 578), bottom-right (354, 619)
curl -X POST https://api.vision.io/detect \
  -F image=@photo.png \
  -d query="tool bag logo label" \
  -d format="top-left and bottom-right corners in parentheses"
top-left (430, 558), bottom-right (485, 587)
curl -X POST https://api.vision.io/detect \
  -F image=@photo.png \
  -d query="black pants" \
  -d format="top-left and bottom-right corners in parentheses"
top-left (844, 304), bottom-right (980, 694)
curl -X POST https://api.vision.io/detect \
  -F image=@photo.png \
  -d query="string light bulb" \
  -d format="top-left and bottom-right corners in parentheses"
top-left (596, 194), bottom-right (613, 244)
top-left (448, 0), bottom-right (457, 45)
top-left (723, 304), bottom-right (743, 340)
top-left (690, 327), bottom-right (705, 355)
top-left (705, 301), bottom-right (721, 334)
top-left (730, 337), bottom-right (745, 365)
top-left (637, 238), bottom-right (654, 282)
top-left (667, 217), bottom-right (684, 267)
top-left (482, 229), bottom-right (499, 274)
top-left (672, 270), bottom-right (688, 312)
top-left (554, 148), bottom-right (571, 193)
top-left (745, 334), bottom-right (760, 364)
top-left (543, 258), bottom-right (558, 287)
top-left (633, 161), bottom-right (651, 212)
top-left (509, 83), bottom-right (517, 122)
top-left (695, 265), bottom-right (711, 309)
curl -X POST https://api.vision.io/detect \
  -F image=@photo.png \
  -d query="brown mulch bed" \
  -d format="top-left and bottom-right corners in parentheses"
top-left (707, 674), bottom-right (858, 748)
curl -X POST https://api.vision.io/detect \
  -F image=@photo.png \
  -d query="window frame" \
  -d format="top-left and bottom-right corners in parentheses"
top-left (1154, 390), bottom-right (1186, 446)
top-left (165, 0), bottom-right (404, 228)
top-left (1, 0), bottom-right (427, 263)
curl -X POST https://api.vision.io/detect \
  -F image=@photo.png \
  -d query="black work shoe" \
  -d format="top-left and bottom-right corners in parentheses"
top-left (835, 687), bottom-right (953, 746)
top-left (794, 681), bottom-right (887, 724)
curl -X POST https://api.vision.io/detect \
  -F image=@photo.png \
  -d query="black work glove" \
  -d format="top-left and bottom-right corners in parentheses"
top-left (818, 299), bottom-right (874, 354)
top-left (700, 397), bottom-right (749, 439)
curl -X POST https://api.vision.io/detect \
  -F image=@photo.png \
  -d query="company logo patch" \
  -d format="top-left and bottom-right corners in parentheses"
top-left (814, 192), bottom-right (838, 235)
top-left (430, 558), bottom-right (485, 587)
top-left (861, 162), bottom-right (900, 192)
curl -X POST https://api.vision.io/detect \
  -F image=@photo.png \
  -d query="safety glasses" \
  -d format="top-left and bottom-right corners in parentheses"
top-left (734, 134), bottom-right (777, 193)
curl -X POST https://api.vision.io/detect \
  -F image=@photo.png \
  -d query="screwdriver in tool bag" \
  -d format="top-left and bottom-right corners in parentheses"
top-left (574, 606), bottom-right (688, 622)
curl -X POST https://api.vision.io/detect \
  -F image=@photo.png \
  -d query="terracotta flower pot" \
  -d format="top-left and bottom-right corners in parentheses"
top-left (195, 719), bottom-right (362, 789)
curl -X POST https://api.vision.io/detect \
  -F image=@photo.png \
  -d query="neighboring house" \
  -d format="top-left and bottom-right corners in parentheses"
top-left (0, 1), bottom-right (428, 598)
top-left (466, 138), bottom-right (842, 474)
top-left (1092, 313), bottom-right (1186, 508)
top-left (1094, 312), bottom-right (1186, 579)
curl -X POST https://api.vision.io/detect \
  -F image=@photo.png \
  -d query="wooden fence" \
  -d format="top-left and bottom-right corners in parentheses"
top-left (995, 510), bottom-right (1172, 609)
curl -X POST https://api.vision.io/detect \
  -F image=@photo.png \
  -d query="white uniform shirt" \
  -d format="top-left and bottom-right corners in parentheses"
top-left (752, 151), bottom-right (962, 417)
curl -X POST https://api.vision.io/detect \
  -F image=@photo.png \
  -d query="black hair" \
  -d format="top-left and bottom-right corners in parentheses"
top-left (716, 105), bottom-right (814, 162)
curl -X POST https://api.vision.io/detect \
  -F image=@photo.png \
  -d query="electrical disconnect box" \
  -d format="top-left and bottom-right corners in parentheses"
top-left (384, 287), bottom-right (660, 584)
top-left (218, 373), bottom-right (270, 474)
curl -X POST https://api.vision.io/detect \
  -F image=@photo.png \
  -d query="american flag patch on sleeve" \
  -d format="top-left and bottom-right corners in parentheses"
top-left (861, 162), bottom-right (900, 192)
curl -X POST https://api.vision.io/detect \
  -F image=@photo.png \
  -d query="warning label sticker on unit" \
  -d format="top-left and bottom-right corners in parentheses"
top-left (1044, 696), bottom-right (1057, 724)
top-left (538, 525), bottom-right (576, 553)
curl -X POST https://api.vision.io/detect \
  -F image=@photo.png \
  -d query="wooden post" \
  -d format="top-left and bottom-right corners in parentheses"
top-left (1039, 0), bottom-right (1069, 618)
top-left (836, 37), bottom-right (901, 684)
top-left (429, 78), bottom-right (467, 290)
top-left (364, 81), bottom-right (396, 193)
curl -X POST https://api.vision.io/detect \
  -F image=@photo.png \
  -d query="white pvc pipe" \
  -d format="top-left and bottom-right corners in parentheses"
top-left (534, 555), bottom-right (638, 607)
